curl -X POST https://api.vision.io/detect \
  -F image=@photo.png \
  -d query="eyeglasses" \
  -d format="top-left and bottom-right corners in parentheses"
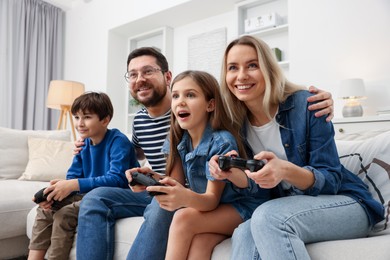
top-left (124, 66), bottom-right (164, 83)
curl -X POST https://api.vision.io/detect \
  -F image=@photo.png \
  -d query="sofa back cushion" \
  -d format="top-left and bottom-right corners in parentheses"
top-left (0, 127), bottom-right (71, 179)
top-left (18, 137), bottom-right (74, 181)
top-left (336, 130), bottom-right (390, 236)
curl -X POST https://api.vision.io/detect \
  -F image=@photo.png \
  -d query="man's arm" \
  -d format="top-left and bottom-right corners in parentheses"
top-left (307, 86), bottom-right (334, 122)
top-left (135, 147), bottom-right (146, 161)
top-left (73, 138), bottom-right (84, 155)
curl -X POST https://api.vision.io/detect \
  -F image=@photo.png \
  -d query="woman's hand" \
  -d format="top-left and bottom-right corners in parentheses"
top-left (149, 177), bottom-right (190, 211)
top-left (245, 151), bottom-right (286, 189)
top-left (247, 151), bottom-right (315, 190)
top-left (307, 86), bottom-right (334, 122)
top-left (73, 138), bottom-right (84, 155)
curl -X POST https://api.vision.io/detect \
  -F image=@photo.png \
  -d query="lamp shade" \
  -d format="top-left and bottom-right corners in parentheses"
top-left (47, 80), bottom-right (85, 110)
top-left (338, 78), bottom-right (366, 99)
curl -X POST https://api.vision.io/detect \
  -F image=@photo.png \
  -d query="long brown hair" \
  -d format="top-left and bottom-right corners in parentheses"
top-left (165, 70), bottom-right (247, 176)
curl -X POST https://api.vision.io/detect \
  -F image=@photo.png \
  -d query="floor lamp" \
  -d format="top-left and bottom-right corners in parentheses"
top-left (46, 80), bottom-right (85, 140)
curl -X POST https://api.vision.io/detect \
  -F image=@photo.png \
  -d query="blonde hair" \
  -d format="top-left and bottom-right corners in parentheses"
top-left (165, 70), bottom-right (247, 176)
top-left (220, 35), bottom-right (304, 128)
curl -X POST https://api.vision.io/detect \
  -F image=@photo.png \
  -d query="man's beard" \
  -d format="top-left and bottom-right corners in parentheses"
top-left (133, 85), bottom-right (167, 108)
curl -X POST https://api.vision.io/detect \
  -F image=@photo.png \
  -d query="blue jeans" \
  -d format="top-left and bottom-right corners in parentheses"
top-left (127, 198), bottom-right (175, 260)
top-left (76, 187), bottom-right (152, 260)
top-left (231, 195), bottom-right (370, 260)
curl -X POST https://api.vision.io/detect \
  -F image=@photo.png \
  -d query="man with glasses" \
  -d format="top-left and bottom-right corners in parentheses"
top-left (76, 47), bottom-right (334, 260)
top-left (76, 47), bottom-right (173, 260)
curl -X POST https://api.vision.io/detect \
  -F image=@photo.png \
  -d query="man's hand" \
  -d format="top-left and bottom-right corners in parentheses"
top-left (307, 86), bottom-right (334, 122)
top-left (73, 138), bottom-right (84, 155)
top-left (125, 167), bottom-right (155, 192)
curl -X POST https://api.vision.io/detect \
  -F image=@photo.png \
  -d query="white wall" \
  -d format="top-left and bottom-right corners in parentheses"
top-left (63, 0), bottom-right (189, 89)
top-left (63, 0), bottom-right (390, 131)
top-left (63, 0), bottom-right (188, 130)
top-left (289, 0), bottom-right (390, 117)
top-left (173, 11), bottom-right (236, 79)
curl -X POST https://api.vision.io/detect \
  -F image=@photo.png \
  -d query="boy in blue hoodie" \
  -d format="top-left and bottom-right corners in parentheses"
top-left (28, 92), bottom-right (139, 260)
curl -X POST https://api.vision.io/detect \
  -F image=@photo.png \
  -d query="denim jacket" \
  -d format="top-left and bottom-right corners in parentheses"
top-left (162, 124), bottom-right (271, 220)
top-left (242, 90), bottom-right (384, 226)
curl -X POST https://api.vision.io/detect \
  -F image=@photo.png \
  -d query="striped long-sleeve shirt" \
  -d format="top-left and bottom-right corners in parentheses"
top-left (131, 107), bottom-right (171, 174)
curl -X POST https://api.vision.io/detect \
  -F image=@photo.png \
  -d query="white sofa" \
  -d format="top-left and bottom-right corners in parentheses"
top-left (1, 126), bottom-right (390, 259)
top-left (0, 127), bottom-right (73, 259)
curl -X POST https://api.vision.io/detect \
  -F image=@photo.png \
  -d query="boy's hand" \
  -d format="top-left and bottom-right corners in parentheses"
top-left (307, 86), bottom-right (334, 122)
top-left (32, 188), bottom-right (53, 211)
top-left (73, 138), bottom-right (84, 155)
top-left (36, 199), bottom-right (54, 211)
top-left (45, 179), bottom-right (78, 202)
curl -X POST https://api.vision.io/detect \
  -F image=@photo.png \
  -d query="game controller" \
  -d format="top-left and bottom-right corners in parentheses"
top-left (34, 187), bottom-right (51, 204)
top-left (129, 172), bottom-right (166, 196)
top-left (33, 187), bottom-right (69, 209)
top-left (218, 155), bottom-right (265, 172)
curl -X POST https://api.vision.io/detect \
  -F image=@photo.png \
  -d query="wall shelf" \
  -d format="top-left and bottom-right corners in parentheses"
top-left (235, 0), bottom-right (289, 69)
top-left (244, 23), bottom-right (289, 38)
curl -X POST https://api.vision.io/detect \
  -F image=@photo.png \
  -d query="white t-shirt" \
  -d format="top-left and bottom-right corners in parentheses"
top-left (246, 119), bottom-right (286, 159)
top-left (246, 119), bottom-right (291, 189)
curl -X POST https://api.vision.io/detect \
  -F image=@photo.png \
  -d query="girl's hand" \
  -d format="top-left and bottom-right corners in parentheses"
top-left (209, 155), bottom-right (231, 180)
top-left (245, 151), bottom-right (286, 189)
top-left (125, 167), bottom-right (155, 193)
top-left (73, 138), bottom-right (84, 155)
top-left (149, 177), bottom-right (190, 211)
top-left (208, 151), bottom-right (238, 180)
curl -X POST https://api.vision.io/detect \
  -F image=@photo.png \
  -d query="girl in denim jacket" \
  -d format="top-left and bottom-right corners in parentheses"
top-left (208, 35), bottom-right (384, 260)
top-left (127, 70), bottom-right (271, 260)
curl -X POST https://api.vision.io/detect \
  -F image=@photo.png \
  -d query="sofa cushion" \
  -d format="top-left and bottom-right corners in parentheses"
top-left (0, 127), bottom-right (71, 179)
top-left (336, 130), bottom-right (390, 236)
top-left (0, 180), bottom-right (48, 240)
top-left (19, 137), bottom-right (74, 181)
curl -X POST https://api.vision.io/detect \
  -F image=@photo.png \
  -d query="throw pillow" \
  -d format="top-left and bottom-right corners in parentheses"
top-left (0, 127), bottom-right (71, 179)
top-left (336, 130), bottom-right (390, 236)
top-left (18, 137), bottom-right (74, 181)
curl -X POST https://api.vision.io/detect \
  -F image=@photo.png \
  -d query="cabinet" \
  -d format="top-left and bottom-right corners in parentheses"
top-left (332, 116), bottom-right (390, 140)
top-left (235, 0), bottom-right (289, 69)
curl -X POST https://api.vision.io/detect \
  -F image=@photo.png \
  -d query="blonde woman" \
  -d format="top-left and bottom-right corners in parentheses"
top-left (209, 35), bottom-right (384, 260)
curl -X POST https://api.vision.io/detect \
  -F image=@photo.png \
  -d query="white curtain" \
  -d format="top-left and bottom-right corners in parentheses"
top-left (0, 0), bottom-right (64, 130)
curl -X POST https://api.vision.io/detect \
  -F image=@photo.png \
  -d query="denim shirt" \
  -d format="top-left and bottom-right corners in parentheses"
top-left (242, 90), bottom-right (384, 226)
top-left (162, 124), bottom-right (271, 220)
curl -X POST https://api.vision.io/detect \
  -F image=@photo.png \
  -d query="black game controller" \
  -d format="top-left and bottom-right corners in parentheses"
top-left (129, 172), bottom-right (166, 196)
top-left (218, 155), bottom-right (265, 172)
top-left (34, 187), bottom-right (51, 204)
top-left (34, 188), bottom-right (71, 210)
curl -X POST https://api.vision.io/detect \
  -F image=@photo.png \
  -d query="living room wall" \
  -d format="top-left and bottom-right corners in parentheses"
top-left (63, 0), bottom-right (390, 132)
top-left (289, 0), bottom-right (390, 117)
